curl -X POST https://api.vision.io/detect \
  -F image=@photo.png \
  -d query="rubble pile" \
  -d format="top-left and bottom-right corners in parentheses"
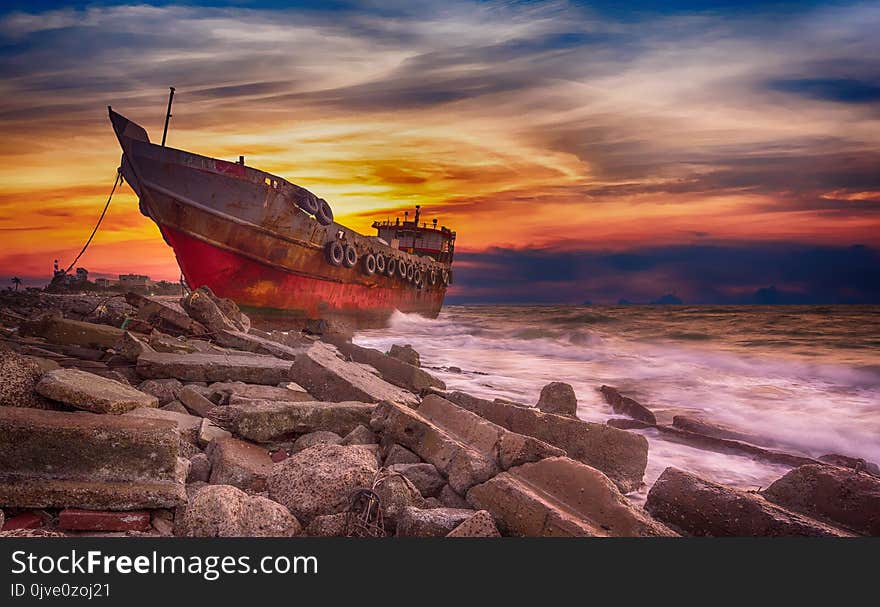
top-left (1, 288), bottom-right (877, 537)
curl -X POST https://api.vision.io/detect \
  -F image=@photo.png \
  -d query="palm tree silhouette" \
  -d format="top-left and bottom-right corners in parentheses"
top-left (11, 277), bottom-right (22, 292)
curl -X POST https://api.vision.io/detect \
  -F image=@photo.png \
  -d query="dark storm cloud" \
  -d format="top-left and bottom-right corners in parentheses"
top-left (448, 243), bottom-right (880, 304)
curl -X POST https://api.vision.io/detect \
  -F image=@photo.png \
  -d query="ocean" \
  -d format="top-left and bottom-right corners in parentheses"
top-left (355, 305), bottom-right (880, 500)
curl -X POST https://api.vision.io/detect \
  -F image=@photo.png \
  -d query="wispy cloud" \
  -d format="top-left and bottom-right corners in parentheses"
top-left (0, 1), bottom-right (878, 300)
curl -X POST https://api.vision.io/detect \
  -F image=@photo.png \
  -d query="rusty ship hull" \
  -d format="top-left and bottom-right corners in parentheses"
top-left (109, 108), bottom-right (453, 326)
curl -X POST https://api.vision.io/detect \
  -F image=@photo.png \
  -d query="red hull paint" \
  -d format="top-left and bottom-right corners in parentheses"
top-left (161, 226), bottom-right (444, 324)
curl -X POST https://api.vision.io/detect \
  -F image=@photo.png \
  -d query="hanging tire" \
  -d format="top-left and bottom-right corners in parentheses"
top-left (343, 244), bottom-right (357, 268)
top-left (413, 267), bottom-right (423, 286)
top-left (375, 253), bottom-right (386, 275)
top-left (326, 241), bottom-right (344, 266)
top-left (362, 253), bottom-right (376, 275)
top-left (406, 263), bottom-right (415, 282)
top-left (398, 261), bottom-right (408, 279)
top-left (299, 193), bottom-right (319, 215)
top-left (386, 257), bottom-right (397, 277)
top-left (316, 198), bottom-right (334, 226)
top-left (428, 269), bottom-right (437, 286)
top-left (441, 269), bottom-right (449, 285)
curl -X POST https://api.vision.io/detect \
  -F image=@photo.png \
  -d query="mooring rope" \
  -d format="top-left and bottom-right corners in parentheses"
top-left (63, 169), bottom-right (123, 275)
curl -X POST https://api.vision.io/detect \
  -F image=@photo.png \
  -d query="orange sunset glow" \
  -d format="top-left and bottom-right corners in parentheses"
top-left (2, 1), bottom-right (879, 303)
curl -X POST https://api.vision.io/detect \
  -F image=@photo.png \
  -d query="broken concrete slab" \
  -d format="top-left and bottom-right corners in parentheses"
top-left (290, 342), bottom-right (418, 406)
top-left (124, 407), bottom-right (202, 445)
top-left (0, 345), bottom-right (54, 409)
top-left (137, 378), bottom-right (183, 406)
top-left (207, 437), bottom-right (273, 492)
top-left (647, 467), bottom-right (852, 537)
top-left (21, 315), bottom-right (124, 349)
top-left (388, 463), bottom-right (446, 498)
top-left (210, 399), bottom-right (375, 443)
top-left (762, 464), bottom-right (880, 536)
top-left (0, 406), bottom-right (184, 510)
top-left (371, 396), bottom-right (562, 494)
top-left (36, 368), bottom-right (158, 414)
top-left (115, 331), bottom-right (154, 363)
top-left (178, 385), bottom-right (215, 417)
top-left (446, 391), bottom-right (647, 493)
top-left (214, 329), bottom-right (304, 361)
top-left (136, 351), bottom-right (293, 385)
top-left (210, 381), bottom-right (312, 404)
top-left (292, 431), bottom-right (343, 454)
top-left (181, 287), bottom-right (240, 334)
top-left (599, 386), bottom-right (657, 425)
top-left (467, 457), bottom-right (675, 537)
top-left (198, 418), bottom-right (231, 447)
top-left (327, 339), bottom-right (444, 394)
top-left (0, 406), bottom-right (178, 482)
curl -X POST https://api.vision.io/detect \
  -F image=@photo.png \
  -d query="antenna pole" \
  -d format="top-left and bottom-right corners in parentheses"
top-left (161, 86), bottom-right (175, 147)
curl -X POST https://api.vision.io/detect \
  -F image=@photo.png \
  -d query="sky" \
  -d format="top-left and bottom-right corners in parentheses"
top-left (0, 0), bottom-right (878, 303)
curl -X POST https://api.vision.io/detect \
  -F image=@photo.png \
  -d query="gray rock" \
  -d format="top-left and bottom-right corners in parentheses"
top-left (198, 418), bottom-right (231, 448)
top-left (383, 443), bottom-right (421, 466)
top-left (268, 443), bottom-right (378, 522)
top-left (207, 437), bottom-right (273, 492)
top-left (388, 344), bottom-right (420, 367)
top-left (161, 400), bottom-right (189, 414)
top-left (388, 463), bottom-right (446, 498)
top-left (116, 331), bottom-right (154, 363)
top-left (178, 385), bottom-right (215, 417)
top-left (137, 352), bottom-right (293, 385)
top-left (210, 399), bottom-right (375, 442)
top-left (396, 507), bottom-right (474, 537)
top-left (599, 386), bottom-right (657, 425)
top-left (183, 485), bottom-right (300, 537)
top-left (302, 512), bottom-right (349, 537)
top-left (536, 382), bottom-right (578, 417)
top-left (762, 464), bottom-right (880, 536)
top-left (0, 346), bottom-right (54, 409)
top-left (447, 510), bottom-right (501, 537)
top-left (439, 484), bottom-right (471, 509)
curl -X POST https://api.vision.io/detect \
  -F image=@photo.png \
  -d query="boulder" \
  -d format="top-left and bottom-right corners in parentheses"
top-left (536, 382), bottom-right (577, 417)
top-left (446, 390), bottom-right (648, 493)
top-left (187, 453), bottom-right (211, 483)
top-left (447, 510), bottom-right (501, 537)
top-left (137, 378), bottom-right (183, 406)
top-left (762, 464), bottom-right (880, 536)
top-left (340, 424), bottom-right (377, 446)
top-left (268, 443), bottom-right (378, 522)
top-left (388, 463), bottom-right (446, 498)
top-left (647, 467), bottom-right (851, 537)
top-left (207, 437), bottom-right (273, 492)
top-left (210, 399), bottom-right (375, 442)
top-left (302, 513), bottom-right (349, 537)
top-left (36, 368), bottom-right (158, 414)
top-left (292, 431), bottom-right (343, 454)
top-left (0, 406), bottom-right (184, 509)
top-left (137, 352), bottom-right (293, 385)
top-left (0, 346), bottom-right (54, 409)
top-left (328, 340), bottom-right (443, 393)
top-left (396, 507), bottom-right (474, 537)
top-left (468, 457), bottom-right (675, 537)
top-left (599, 386), bottom-right (657, 425)
top-left (181, 286), bottom-right (249, 334)
top-left (184, 485), bottom-right (300, 537)
top-left (388, 344), bottom-right (420, 367)
top-left (373, 472), bottom-right (426, 527)
top-left (383, 443), bottom-right (421, 466)
top-left (290, 342), bottom-right (419, 406)
top-left (208, 381), bottom-right (312, 404)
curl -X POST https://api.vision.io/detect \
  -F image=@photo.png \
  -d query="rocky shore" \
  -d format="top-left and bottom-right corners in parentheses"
top-left (0, 290), bottom-right (877, 537)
